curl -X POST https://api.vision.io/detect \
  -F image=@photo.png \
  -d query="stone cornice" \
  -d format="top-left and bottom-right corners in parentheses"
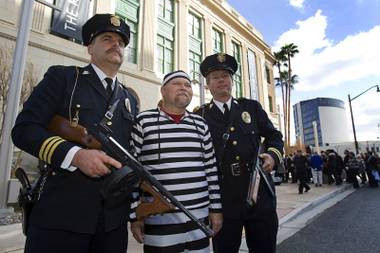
top-left (197, 0), bottom-right (272, 54)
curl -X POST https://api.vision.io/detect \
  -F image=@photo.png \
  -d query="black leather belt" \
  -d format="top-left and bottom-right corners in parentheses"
top-left (222, 162), bottom-right (252, 176)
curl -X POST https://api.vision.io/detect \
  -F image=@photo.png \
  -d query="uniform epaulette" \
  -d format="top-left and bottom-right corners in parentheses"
top-left (193, 103), bottom-right (210, 118)
top-left (237, 97), bottom-right (249, 103)
top-left (193, 103), bottom-right (208, 113)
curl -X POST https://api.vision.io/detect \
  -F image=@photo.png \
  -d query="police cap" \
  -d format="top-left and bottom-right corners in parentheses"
top-left (82, 14), bottom-right (130, 47)
top-left (200, 53), bottom-right (238, 77)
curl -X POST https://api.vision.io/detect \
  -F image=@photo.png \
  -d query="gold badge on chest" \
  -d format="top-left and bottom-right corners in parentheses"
top-left (241, 111), bottom-right (251, 124)
top-left (125, 98), bottom-right (131, 112)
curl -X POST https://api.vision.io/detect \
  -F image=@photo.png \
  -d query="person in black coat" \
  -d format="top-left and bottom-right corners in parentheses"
top-left (293, 150), bottom-right (311, 194)
top-left (195, 53), bottom-right (284, 253)
top-left (11, 14), bottom-right (138, 253)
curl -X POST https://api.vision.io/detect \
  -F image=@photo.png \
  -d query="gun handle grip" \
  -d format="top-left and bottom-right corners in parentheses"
top-left (136, 181), bottom-right (175, 220)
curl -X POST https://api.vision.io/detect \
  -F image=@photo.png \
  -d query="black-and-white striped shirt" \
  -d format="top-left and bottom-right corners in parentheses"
top-left (131, 108), bottom-right (221, 214)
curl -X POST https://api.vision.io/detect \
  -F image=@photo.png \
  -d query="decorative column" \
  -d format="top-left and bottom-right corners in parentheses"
top-left (136, 0), bottom-right (154, 72)
top-left (203, 16), bottom-right (212, 56)
top-left (177, 0), bottom-right (189, 71)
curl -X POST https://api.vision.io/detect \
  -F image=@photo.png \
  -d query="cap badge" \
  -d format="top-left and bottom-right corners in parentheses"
top-left (110, 15), bottom-right (121, 27)
top-left (241, 111), bottom-right (251, 124)
top-left (217, 53), bottom-right (226, 63)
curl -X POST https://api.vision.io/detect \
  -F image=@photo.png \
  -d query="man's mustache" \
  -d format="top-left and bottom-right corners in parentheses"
top-left (106, 48), bottom-right (122, 57)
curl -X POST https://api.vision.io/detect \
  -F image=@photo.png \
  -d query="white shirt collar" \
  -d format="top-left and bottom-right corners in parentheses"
top-left (213, 97), bottom-right (232, 113)
top-left (91, 63), bottom-right (116, 90)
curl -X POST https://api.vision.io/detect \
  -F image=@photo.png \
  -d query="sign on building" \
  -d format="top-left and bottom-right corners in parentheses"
top-left (51, 0), bottom-right (91, 43)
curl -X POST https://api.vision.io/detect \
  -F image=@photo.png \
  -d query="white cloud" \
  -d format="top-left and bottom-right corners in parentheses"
top-left (345, 91), bottom-right (380, 141)
top-left (274, 10), bottom-right (380, 142)
top-left (289, 0), bottom-right (305, 9)
top-left (273, 10), bottom-right (380, 92)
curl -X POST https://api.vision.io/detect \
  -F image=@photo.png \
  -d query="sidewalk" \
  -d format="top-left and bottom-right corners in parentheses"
top-left (0, 182), bottom-right (353, 253)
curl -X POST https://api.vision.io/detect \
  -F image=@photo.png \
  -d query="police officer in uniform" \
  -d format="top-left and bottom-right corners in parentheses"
top-left (194, 53), bottom-right (283, 253)
top-left (12, 14), bottom-right (138, 253)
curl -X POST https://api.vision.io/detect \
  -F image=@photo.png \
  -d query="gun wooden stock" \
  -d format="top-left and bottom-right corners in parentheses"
top-left (47, 114), bottom-right (101, 149)
top-left (47, 114), bottom-right (177, 221)
top-left (136, 181), bottom-right (175, 220)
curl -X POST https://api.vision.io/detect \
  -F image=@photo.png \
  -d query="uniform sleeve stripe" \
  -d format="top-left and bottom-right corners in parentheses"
top-left (268, 147), bottom-right (282, 161)
top-left (43, 138), bottom-right (64, 163)
top-left (39, 136), bottom-right (61, 161)
top-left (47, 139), bottom-right (65, 164)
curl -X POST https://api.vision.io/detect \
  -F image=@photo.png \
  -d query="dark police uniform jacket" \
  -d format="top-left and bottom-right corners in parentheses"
top-left (12, 65), bottom-right (138, 233)
top-left (195, 98), bottom-right (283, 219)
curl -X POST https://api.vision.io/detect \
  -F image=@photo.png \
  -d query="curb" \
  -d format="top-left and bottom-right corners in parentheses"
top-left (0, 223), bottom-right (24, 253)
top-left (278, 184), bottom-right (352, 226)
top-left (0, 224), bottom-right (22, 239)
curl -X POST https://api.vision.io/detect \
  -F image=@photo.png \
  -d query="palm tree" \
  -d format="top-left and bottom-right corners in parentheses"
top-left (280, 43), bottom-right (299, 148)
top-left (273, 51), bottom-right (288, 146)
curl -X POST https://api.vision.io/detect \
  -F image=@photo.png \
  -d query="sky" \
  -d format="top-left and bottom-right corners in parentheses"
top-left (227, 0), bottom-right (380, 143)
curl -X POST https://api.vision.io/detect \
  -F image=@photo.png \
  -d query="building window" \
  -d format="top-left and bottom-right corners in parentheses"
top-left (158, 0), bottom-right (174, 22)
top-left (157, 35), bottom-right (174, 74)
top-left (188, 13), bottom-right (202, 39)
top-left (157, 0), bottom-right (175, 74)
top-left (189, 51), bottom-right (201, 82)
top-left (265, 65), bottom-right (271, 84)
top-left (212, 28), bottom-right (224, 53)
top-left (247, 49), bottom-right (258, 100)
top-left (232, 41), bottom-right (243, 97)
top-left (116, 0), bottom-right (140, 64)
top-left (268, 96), bottom-right (274, 113)
top-left (188, 12), bottom-right (203, 82)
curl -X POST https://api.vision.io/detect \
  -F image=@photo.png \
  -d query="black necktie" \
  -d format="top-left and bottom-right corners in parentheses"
top-left (104, 77), bottom-right (113, 98)
top-left (223, 103), bottom-right (230, 122)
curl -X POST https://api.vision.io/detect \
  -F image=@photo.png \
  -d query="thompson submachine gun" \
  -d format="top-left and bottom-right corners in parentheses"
top-left (48, 99), bottom-right (214, 237)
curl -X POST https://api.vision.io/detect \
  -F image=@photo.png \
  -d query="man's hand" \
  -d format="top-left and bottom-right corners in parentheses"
top-left (209, 212), bottom-right (223, 236)
top-left (259, 153), bottom-right (275, 172)
top-left (71, 149), bottom-right (122, 177)
top-left (131, 220), bottom-right (144, 243)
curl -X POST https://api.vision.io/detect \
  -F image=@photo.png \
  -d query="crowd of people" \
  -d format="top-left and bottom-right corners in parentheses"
top-left (278, 149), bottom-right (380, 194)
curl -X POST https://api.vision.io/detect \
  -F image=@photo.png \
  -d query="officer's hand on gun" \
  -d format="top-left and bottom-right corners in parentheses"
top-left (259, 153), bottom-right (275, 172)
top-left (71, 149), bottom-right (122, 177)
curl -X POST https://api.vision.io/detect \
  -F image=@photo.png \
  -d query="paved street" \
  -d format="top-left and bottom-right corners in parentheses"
top-left (277, 186), bottom-right (380, 253)
top-left (0, 182), bottom-right (352, 253)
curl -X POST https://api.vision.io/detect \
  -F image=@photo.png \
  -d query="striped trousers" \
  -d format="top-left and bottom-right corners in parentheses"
top-left (143, 208), bottom-right (210, 253)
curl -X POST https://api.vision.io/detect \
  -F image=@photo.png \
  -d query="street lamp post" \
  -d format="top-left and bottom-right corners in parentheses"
top-left (348, 85), bottom-right (380, 154)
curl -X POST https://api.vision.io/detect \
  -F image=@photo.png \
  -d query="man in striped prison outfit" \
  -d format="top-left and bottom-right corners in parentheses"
top-left (130, 70), bottom-right (223, 253)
